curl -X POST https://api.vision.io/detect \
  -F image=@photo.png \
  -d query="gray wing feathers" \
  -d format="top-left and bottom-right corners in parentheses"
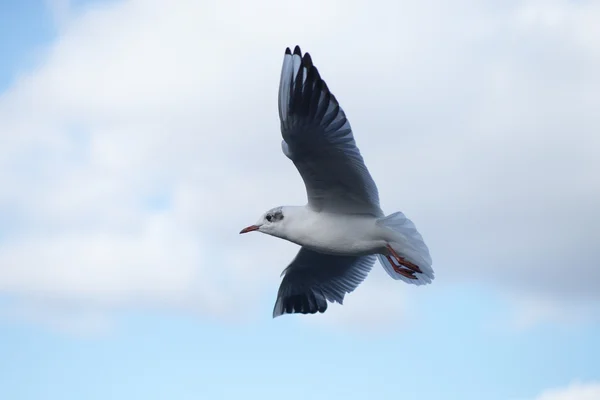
top-left (273, 247), bottom-right (376, 317)
top-left (278, 45), bottom-right (381, 216)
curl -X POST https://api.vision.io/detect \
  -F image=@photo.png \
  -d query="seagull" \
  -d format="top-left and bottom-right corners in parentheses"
top-left (240, 45), bottom-right (434, 318)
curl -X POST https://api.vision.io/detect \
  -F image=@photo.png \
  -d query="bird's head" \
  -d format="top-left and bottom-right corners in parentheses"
top-left (239, 206), bottom-right (287, 237)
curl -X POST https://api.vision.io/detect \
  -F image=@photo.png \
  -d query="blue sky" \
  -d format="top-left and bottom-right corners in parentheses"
top-left (1, 1), bottom-right (599, 400)
top-left (0, 3), bottom-right (52, 91)
top-left (3, 287), bottom-right (599, 400)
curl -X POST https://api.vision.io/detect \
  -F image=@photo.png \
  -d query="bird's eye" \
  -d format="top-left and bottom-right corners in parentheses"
top-left (266, 214), bottom-right (273, 222)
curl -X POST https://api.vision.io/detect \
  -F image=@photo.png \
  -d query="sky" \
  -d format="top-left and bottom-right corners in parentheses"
top-left (0, 0), bottom-right (599, 399)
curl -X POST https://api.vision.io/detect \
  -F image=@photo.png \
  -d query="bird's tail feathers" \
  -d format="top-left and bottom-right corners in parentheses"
top-left (376, 212), bottom-right (434, 285)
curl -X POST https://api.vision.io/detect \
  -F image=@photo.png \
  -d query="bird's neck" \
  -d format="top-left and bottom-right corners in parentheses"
top-left (271, 205), bottom-right (313, 242)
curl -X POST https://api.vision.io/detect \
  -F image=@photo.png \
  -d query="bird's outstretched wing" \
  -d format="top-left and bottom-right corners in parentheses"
top-left (273, 247), bottom-right (376, 317)
top-left (278, 45), bottom-right (382, 217)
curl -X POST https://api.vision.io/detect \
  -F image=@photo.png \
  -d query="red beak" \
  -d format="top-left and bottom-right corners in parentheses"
top-left (239, 225), bottom-right (260, 234)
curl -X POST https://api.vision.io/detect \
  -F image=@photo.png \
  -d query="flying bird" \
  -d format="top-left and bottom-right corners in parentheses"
top-left (240, 46), bottom-right (434, 318)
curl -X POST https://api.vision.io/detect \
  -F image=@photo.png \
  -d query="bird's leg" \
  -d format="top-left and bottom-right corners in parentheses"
top-left (385, 255), bottom-right (418, 280)
top-left (386, 245), bottom-right (423, 274)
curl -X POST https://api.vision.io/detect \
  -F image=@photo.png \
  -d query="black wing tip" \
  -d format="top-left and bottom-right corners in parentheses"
top-left (321, 79), bottom-right (333, 97)
top-left (286, 45), bottom-right (315, 70)
top-left (272, 294), bottom-right (328, 317)
top-left (307, 64), bottom-right (321, 82)
top-left (302, 53), bottom-right (313, 68)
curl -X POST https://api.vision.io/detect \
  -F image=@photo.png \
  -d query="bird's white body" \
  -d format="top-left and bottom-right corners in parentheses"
top-left (272, 206), bottom-right (390, 257)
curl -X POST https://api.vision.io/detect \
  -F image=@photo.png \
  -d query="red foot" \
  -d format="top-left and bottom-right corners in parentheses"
top-left (387, 245), bottom-right (423, 273)
top-left (386, 255), bottom-right (418, 280)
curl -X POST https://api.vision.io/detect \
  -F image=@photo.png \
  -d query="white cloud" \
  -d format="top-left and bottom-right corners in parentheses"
top-left (533, 382), bottom-right (600, 400)
top-left (0, 0), bottom-right (599, 331)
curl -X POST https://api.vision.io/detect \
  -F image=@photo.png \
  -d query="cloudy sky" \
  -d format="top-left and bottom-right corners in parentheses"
top-left (0, 0), bottom-right (599, 399)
